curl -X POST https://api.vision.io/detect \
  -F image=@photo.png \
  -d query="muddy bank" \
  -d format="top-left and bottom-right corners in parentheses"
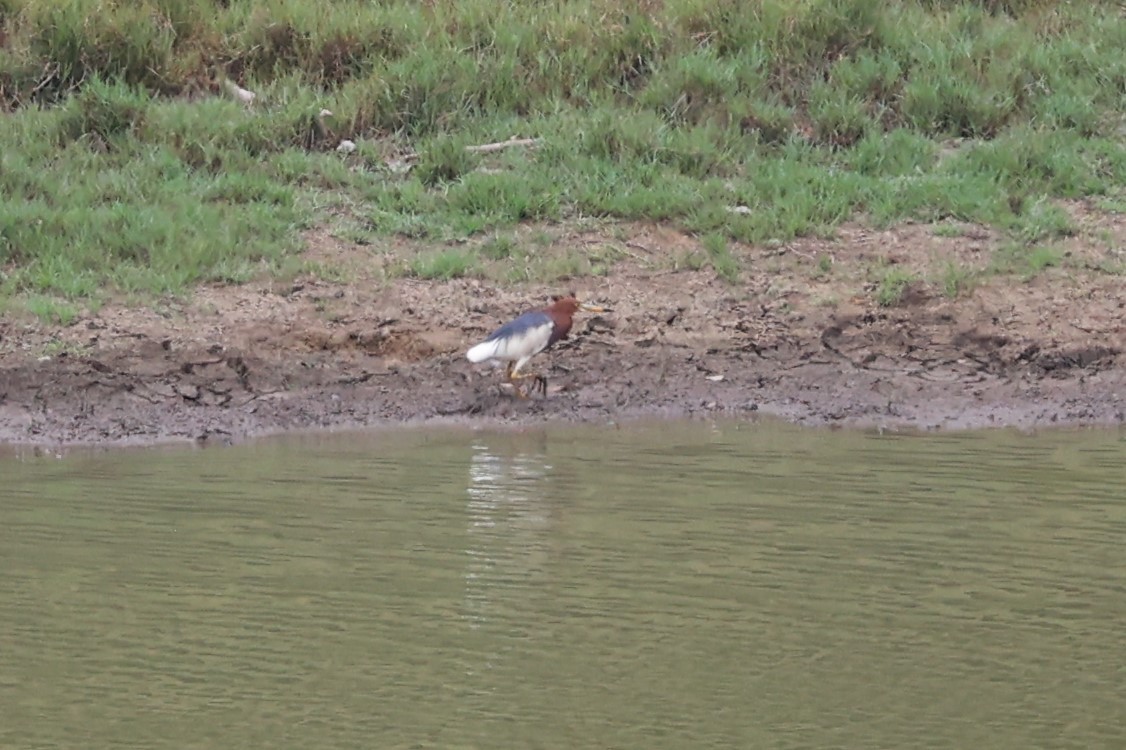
top-left (1, 223), bottom-right (1123, 447)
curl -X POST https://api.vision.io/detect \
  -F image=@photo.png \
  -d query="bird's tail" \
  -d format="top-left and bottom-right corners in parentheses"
top-left (466, 339), bottom-right (502, 363)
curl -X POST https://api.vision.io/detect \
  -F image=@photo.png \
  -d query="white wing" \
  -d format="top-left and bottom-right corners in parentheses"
top-left (466, 319), bottom-right (554, 363)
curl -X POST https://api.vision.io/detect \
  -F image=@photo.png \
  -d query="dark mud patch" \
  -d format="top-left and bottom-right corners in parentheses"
top-left (1, 221), bottom-right (1123, 447)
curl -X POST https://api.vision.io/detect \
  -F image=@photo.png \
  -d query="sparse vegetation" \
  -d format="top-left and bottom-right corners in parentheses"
top-left (23, 295), bottom-right (81, 326)
top-left (406, 249), bottom-right (478, 280)
top-left (939, 261), bottom-right (977, 298)
top-left (703, 232), bottom-right (740, 283)
top-left (1025, 245), bottom-right (1064, 275)
top-left (813, 253), bottom-right (834, 279)
top-left (991, 240), bottom-right (1066, 278)
top-left (0, 0), bottom-right (1124, 310)
top-left (932, 223), bottom-right (970, 238)
top-left (874, 266), bottom-right (917, 307)
top-left (480, 234), bottom-right (518, 261)
top-left (1095, 195), bottom-right (1126, 215)
top-left (674, 249), bottom-right (709, 272)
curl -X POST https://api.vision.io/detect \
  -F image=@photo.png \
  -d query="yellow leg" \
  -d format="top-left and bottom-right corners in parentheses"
top-left (501, 359), bottom-right (550, 399)
top-left (504, 362), bottom-right (530, 399)
top-left (509, 370), bottom-right (548, 398)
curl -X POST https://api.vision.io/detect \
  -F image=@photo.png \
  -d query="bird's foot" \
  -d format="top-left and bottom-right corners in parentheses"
top-left (507, 372), bottom-right (548, 398)
top-left (503, 376), bottom-right (529, 399)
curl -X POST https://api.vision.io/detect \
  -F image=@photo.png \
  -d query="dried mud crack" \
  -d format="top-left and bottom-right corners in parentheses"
top-left (1, 225), bottom-right (1123, 447)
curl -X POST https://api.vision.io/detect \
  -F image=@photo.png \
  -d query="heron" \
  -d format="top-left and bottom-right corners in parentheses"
top-left (466, 295), bottom-right (609, 398)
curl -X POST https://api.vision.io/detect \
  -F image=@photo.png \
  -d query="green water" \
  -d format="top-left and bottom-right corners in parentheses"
top-left (1, 422), bottom-right (1124, 749)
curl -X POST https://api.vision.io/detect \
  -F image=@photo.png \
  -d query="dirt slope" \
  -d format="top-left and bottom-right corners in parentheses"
top-left (1, 222), bottom-right (1122, 447)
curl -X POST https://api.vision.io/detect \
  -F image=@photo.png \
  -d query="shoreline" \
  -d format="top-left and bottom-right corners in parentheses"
top-left (2, 222), bottom-right (1121, 450)
top-left (3, 331), bottom-right (1120, 450)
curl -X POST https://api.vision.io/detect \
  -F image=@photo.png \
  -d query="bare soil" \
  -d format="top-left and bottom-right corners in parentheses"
top-left (1, 216), bottom-right (1123, 447)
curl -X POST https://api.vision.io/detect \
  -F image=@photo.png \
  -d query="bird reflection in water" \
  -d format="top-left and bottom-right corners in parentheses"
top-left (463, 432), bottom-right (556, 630)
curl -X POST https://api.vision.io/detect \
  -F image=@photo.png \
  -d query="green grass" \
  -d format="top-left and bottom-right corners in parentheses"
top-left (24, 295), bottom-right (81, 326)
top-left (406, 248), bottom-right (479, 280)
top-left (939, 260), bottom-right (977, 298)
top-left (1095, 193), bottom-right (1126, 215)
top-left (813, 253), bottom-right (834, 278)
top-left (1025, 245), bottom-right (1064, 275)
top-left (480, 233), bottom-right (518, 261)
top-left (1, 0), bottom-right (1124, 309)
top-left (932, 223), bottom-right (970, 238)
top-left (874, 266), bottom-right (918, 307)
top-left (991, 241), bottom-right (1065, 278)
top-left (702, 232), bottom-right (740, 283)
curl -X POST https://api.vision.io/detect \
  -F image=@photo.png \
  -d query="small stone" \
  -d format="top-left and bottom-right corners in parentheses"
top-left (176, 384), bottom-right (200, 401)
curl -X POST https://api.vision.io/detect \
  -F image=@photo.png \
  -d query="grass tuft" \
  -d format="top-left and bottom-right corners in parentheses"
top-left (407, 248), bottom-right (478, 280)
top-left (24, 295), bottom-right (81, 326)
top-left (874, 266), bottom-right (917, 307)
top-left (415, 137), bottom-right (477, 187)
top-left (940, 261), bottom-right (977, 298)
top-left (480, 233), bottom-right (518, 260)
top-left (702, 232), bottom-right (740, 283)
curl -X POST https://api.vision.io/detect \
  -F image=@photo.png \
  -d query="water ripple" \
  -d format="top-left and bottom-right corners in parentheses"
top-left (1, 423), bottom-right (1123, 748)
